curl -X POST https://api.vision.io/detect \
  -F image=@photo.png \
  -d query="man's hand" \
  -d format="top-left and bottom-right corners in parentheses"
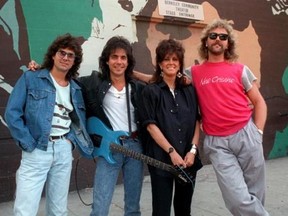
top-left (132, 70), bottom-right (152, 83)
top-left (183, 74), bottom-right (192, 85)
top-left (28, 60), bottom-right (40, 71)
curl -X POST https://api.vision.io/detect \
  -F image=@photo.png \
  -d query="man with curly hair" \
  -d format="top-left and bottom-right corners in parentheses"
top-left (5, 33), bottom-right (94, 216)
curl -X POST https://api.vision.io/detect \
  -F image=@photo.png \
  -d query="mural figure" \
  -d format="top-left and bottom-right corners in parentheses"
top-left (269, 0), bottom-right (288, 15)
top-left (80, 0), bottom-right (148, 75)
top-left (0, 0), bottom-right (29, 130)
top-left (269, 65), bottom-right (288, 158)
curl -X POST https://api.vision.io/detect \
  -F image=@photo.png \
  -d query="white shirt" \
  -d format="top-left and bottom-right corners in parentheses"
top-left (50, 74), bottom-right (73, 136)
top-left (103, 84), bottom-right (137, 132)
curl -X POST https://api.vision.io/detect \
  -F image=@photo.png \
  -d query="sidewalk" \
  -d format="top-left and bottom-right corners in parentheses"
top-left (1, 157), bottom-right (287, 215)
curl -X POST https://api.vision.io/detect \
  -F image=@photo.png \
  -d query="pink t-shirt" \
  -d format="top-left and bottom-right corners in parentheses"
top-left (191, 61), bottom-right (253, 136)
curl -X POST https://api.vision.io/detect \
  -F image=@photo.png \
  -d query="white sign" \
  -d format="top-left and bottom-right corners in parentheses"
top-left (158, 0), bottom-right (204, 21)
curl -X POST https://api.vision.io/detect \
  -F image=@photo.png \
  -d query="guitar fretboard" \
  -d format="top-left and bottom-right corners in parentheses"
top-left (110, 143), bottom-right (175, 173)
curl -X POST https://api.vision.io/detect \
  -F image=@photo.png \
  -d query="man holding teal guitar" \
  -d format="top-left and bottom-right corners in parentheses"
top-left (78, 36), bottom-right (145, 216)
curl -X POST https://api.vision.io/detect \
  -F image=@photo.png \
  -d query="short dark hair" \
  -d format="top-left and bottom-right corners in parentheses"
top-left (41, 33), bottom-right (83, 79)
top-left (99, 36), bottom-right (135, 81)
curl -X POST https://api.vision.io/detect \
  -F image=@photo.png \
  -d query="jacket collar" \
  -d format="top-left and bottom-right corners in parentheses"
top-left (37, 68), bottom-right (81, 90)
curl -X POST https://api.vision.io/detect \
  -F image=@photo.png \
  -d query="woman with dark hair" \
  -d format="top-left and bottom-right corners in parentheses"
top-left (141, 39), bottom-right (201, 216)
top-left (78, 36), bottom-right (145, 216)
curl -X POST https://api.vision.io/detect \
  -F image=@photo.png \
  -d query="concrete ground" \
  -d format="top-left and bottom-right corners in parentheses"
top-left (1, 157), bottom-right (287, 215)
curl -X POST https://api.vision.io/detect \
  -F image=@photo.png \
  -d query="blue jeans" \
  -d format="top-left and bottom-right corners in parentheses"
top-left (14, 139), bottom-right (73, 216)
top-left (90, 138), bottom-right (143, 216)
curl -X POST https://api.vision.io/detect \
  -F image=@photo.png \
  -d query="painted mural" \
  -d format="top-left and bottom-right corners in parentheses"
top-left (0, 0), bottom-right (287, 202)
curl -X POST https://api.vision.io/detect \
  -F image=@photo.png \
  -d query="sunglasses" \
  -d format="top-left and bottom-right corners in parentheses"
top-left (208, 33), bottom-right (229, 41)
top-left (57, 50), bottom-right (76, 60)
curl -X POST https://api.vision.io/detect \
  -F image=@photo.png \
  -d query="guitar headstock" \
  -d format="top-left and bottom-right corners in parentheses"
top-left (173, 165), bottom-right (195, 185)
top-left (174, 155), bottom-right (203, 184)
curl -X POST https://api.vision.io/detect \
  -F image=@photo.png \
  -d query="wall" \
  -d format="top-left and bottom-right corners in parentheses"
top-left (0, 0), bottom-right (287, 202)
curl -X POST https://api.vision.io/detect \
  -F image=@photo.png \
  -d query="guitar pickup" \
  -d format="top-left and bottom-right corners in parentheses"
top-left (89, 134), bottom-right (102, 148)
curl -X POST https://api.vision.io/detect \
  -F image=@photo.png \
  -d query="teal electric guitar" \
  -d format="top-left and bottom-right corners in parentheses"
top-left (83, 116), bottom-right (202, 184)
top-left (82, 116), bottom-right (129, 164)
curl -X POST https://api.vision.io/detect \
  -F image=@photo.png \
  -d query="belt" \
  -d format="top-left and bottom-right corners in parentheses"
top-left (119, 131), bottom-right (138, 140)
top-left (49, 134), bottom-right (66, 141)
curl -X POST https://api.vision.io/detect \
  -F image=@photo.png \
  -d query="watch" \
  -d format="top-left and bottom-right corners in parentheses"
top-left (168, 147), bottom-right (174, 154)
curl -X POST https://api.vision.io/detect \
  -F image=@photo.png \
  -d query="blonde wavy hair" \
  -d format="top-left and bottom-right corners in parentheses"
top-left (198, 19), bottom-right (238, 62)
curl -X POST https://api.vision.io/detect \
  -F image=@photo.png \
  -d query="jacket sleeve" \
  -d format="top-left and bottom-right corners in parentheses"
top-left (4, 74), bottom-right (36, 151)
top-left (77, 71), bottom-right (102, 118)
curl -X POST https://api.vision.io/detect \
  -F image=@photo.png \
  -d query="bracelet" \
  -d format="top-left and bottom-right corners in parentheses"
top-left (257, 128), bottom-right (263, 135)
top-left (190, 144), bottom-right (197, 155)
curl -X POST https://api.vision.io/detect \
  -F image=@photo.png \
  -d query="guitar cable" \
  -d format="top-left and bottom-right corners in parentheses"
top-left (75, 156), bottom-right (95, 206)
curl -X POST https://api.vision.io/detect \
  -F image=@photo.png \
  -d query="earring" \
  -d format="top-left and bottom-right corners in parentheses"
top-left (160, 71), bottom-right (164, 77)
top-left (176, 71), bottom-right (183, 78)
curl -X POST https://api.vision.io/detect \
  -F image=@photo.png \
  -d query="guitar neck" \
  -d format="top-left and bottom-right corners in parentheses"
top-left (110, 143), bottom-right (174, 172)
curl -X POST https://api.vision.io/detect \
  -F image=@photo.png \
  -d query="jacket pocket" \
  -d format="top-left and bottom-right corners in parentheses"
top-left (27, 89), bottom-right (49, 112)
top-left (18, 141), bottom-right (36, 152)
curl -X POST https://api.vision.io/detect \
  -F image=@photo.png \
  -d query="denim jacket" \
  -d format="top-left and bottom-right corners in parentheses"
top-left (5, 69), bottom-right (94, 155)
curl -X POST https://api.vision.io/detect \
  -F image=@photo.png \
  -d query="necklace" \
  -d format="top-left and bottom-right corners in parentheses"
top-left (110, 85), bottom-right (126, 99)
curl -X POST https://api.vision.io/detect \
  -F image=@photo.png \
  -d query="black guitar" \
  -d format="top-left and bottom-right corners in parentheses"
top-left (83, 116), bottom-right (202, 184)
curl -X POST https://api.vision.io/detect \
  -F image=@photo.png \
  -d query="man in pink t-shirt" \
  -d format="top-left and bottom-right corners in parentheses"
top-left (188, 19), bottom-right (269, 216)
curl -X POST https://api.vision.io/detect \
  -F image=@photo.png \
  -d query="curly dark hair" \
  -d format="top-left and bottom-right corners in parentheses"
top-left (198, 19), bottom-right (238, 62)
top-left (40, 33), bottom-right (83, 80)
top-left (99, 36), bottom-right (135, 81)
top-left (152, 39), bottom-right (186, 86)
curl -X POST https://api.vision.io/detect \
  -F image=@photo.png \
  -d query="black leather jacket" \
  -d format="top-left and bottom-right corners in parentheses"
top-left (77, 71), bottom-right (145, 132)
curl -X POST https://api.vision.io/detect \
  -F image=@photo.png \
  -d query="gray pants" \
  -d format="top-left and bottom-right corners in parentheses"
top-left (203, 119), bottom-right (269, 216)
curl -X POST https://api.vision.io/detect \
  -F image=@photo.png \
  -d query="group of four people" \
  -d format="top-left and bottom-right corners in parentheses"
top-left (5, 18), bottom-right (269, 216)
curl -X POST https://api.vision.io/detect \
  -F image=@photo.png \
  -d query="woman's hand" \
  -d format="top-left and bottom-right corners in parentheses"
top-left (184, 152), bottom-right (196, 167)
top-left (169, 150), bottom-right (187, 168)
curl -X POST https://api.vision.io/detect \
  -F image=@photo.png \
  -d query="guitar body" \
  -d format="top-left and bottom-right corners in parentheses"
top-left (84, 116), bottom-right (129, 164)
